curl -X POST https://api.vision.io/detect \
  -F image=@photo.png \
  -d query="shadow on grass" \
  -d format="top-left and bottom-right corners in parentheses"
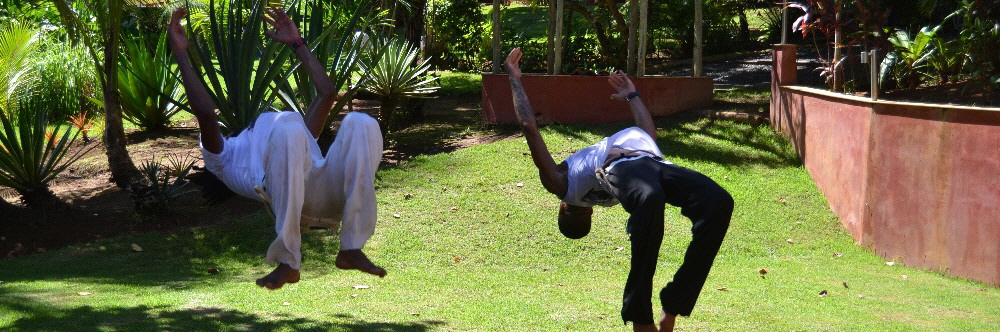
top-left (1, 294), bottom-right (445, 331)
top-left (0, 212), bottom-right (340, 287)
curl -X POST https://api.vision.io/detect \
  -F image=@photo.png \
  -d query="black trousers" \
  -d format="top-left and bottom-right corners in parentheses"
top-left (605, 157), bottom-right (733, 324)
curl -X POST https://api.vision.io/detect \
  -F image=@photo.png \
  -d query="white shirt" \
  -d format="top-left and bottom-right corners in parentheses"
top-left (561, 127), bottom-right (665, 207)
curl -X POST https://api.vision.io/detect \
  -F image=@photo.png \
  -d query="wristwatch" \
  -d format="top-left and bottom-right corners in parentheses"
top-left (625, 91), bottom-right (640, 102)
top-left (290, 38), bottom-right (306, 50)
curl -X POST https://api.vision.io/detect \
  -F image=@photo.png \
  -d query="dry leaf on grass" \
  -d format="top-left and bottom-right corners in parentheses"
top-left (350, 294), bottom-right (359, 298)
top-left (615, 247), bottom-right (624, 251)
top-left (843, 282), bottom-right (849, 288)
top-left (393, 214), bottom-right (401, 218)
top-left (885, 261), bottom-right (895, 266)
top-left (282, 302), bottom-right (290, 306)
top-left (779, 197), bottom-right (787, 203)
top-left (353, 285), bottom-right (370, 290)
top-left (715, 286), bottom-right (728, 291)
top-left (819, 290), bottom-right (828, 297)
top-left (452, 257), bottom-right (462, 262)
top-left (207, 268), bottom-right (220, 274)
top-left (785, 239), bottom-right (795, 244)
top-left (408, 312), bottom-right (420, 316)
top-left (516, 183), bottom-right (524, 187)
top-left (130, 243), bottom-right (143, 252)
top-left (901, 275), bottom-right (908, 280)
top-left (77, 292), bottom-right (93, 296)
top-left (833, 252), bottom-right (843, 258)
top-left (450, 206), bottom-right (458, 211)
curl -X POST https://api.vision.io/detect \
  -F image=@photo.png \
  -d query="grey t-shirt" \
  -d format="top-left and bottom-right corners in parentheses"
top-left (560, 127), bottom-right (664, 207)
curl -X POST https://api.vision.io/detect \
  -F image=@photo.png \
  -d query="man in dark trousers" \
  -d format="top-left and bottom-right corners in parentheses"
top-left (503, 48), bottom-right (733, 332)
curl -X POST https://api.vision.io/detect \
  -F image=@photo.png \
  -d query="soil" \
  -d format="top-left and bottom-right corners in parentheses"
top-left (0, 95), bottom-right (507, 258)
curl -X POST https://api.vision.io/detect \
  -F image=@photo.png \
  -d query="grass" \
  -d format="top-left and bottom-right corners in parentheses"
top-left (2, 88), bottom-right (999, 331)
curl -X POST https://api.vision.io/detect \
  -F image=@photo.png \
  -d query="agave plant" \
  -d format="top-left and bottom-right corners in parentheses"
top-left (118, 32), bottom-right (186, 132)
top-left (0, 21), bottom-right (39, 111)
top-left (130, 153), bottom-right (196, 214)
top-left (281, 0), bottom-right (385, 137)
top-left (0, 100), bottom-right (93, 207)
top-left (358, 38), bottom-right (438, 134)
top-left (182, 0), bottom-right (299, 135)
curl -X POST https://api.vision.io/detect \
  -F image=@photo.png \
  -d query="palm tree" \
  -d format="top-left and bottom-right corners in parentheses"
top-left (54, 0), bottom-right (145, 191)
top-left (0, 21), bottom-right (38, 111)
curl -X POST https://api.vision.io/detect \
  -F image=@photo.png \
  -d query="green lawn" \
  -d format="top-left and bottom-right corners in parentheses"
top-left (3, 89), bottom-right (999, 331)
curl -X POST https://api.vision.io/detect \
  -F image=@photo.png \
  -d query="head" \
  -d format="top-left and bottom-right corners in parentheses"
top-left (558, 202), bottom-right (593, 239)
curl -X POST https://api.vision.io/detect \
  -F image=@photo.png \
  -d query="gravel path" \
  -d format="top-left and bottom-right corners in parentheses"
top-left (657, 49), bottom-right (825, 87)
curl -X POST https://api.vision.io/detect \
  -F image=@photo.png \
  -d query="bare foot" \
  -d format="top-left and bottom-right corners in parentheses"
top-left (335, 249), bottom-right (387, 278)
top-left (255, 263), bottom-right (300, 290)
top-left (658, 310), bottom-right (677, 332)
top-left (633, 323), bottom-right (658, 332)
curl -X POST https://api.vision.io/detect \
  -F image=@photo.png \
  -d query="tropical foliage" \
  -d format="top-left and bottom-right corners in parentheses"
top-left (359, 38), bottom-right (438, 134)
top-left (118, 32), bottom-right (185, 132)
top-left (0, 101), bottom-right (92, 207)
top-left (0, 21), bottom-right (39, 111)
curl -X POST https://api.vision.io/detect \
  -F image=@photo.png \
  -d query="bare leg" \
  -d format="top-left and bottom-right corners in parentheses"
top-left (335, 249), bottom-right (386, 278)
top-left (658, 310), bottom-right (677, 332)
top-left (255, 263), bottom-right (301, 290)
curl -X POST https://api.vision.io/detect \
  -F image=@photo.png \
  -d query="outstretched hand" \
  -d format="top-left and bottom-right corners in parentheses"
top-left (262, 6), bottom-right (301, 45)
top-left (504, 48), bottom-right (523, 79)
top-left (608, 70), bottom-right (637, 101)
top-left (167, 7), bottom-right (189, 52)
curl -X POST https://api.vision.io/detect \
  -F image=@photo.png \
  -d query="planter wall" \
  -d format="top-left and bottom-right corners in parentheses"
top-left (771, 45), bottom-right (1000, 286)
top-left (481, 74), bottom-right (713, 124)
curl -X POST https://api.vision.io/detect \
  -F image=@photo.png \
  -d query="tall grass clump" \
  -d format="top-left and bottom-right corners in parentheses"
top-left (26, 35), bottom-right (100, 122)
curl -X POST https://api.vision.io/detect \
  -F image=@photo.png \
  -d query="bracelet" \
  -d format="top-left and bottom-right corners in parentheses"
top-left (290, 38), bottom-right (306, 50)
top-left (625, 91), bottom-right (640, 102)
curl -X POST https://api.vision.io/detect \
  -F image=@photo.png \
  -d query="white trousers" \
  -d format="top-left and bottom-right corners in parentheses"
top-left (261, 112), bottom-right (383, 270)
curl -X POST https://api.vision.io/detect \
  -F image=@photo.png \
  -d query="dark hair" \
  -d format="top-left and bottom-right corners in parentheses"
top-left (186, 166), bottom-right (237, 206)
top-left (558, 203), bottom-right (592, 239)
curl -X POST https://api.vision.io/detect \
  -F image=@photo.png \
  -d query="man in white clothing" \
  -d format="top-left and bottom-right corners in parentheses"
top-left (168, 7), bottom-right (386, 289)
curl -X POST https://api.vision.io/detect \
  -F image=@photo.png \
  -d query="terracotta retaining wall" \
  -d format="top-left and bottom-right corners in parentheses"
top-left (771, 45), bottom-right (1000, 286)
top-left (481, 74), bottom-right (713, 124)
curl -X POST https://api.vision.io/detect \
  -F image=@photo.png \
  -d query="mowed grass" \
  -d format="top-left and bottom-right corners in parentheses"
top-left (3, 89), bottom-right (999, 331)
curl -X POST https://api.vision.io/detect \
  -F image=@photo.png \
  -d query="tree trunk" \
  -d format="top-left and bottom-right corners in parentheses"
top-left (738, 10), bottom-right (750, 45)
top-left (103, 2), bottom-right (143, 190)
top-left (378, 97), bottom-right (397, 137)
top-left (18, 187), bottom-right (67, 210)
top-left (399, 0), bottom-right (426, 60)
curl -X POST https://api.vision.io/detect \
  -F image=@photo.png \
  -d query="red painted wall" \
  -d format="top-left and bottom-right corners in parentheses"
top-left (481, 74), bottom-right (713, 124)
top-left (771, 46), bottom-right (1000, 286)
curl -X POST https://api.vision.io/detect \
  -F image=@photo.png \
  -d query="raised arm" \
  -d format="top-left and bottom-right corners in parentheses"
top-left (168, 7), bottom-right (224, 154)
top-left (263, 6), bottom-right (335, 138)
top-left (608, 71), bottom-right (657, 140)
top-left (504, 48), bottom-right (567, 197)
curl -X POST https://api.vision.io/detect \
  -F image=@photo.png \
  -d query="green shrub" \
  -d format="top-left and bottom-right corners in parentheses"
top-left (427, 0), bottom-right (487, 71)
top-left (27, 35), bottom-right (100, 122)
top-left (118, 32), bottom-right (185, 132)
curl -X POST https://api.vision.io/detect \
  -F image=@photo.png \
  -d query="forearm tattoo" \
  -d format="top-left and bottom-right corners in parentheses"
top-left (509, 77), bottom-right (535, 127)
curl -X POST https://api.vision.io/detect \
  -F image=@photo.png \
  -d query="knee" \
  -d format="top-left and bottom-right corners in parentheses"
top-left (270, 118), bottom-right (310, 144)
top-left (343, 112), bottom-right (380, 132)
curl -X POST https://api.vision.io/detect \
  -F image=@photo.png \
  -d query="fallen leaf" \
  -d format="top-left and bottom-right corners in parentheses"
top-left (614, 247), bottom-right (624, 251)
top-left (516, 182), bottom-right (524, 187)
top-left (833, 252), bottom-right (843, 258)
top-left (901, 275), bottom-right (908, 280)
top-left (77, 292), bottom-right (93, 296)
top-left (885, 261), bottom-right (895, 266)
top-left (858, 294), bottom-right (865, 298)
top-left (403, 193), bottom-right (413, 199)
top-left (759, 268), bottom-right (768, 275)
top-left (979, 288), bottom-right (987, 292)
top-left (779, 197), bottom-right (787, 203)
top-left (724, 176), bottom-right (729, 180)
top-left (282, 302), bottom-right (291, 306)
top-left (786, 239), bottom-right (795, 244)
top-left (452, 257), bottom-right (462, 261)
top-left (558, 283), bottom-right (565, 286)
top-left (715, 286), bottom-right (728, 291)
top-left (131, 243), bottom-right (143, 252)
top-left (819, 290), bottom-right (828, 297)
top-left (350, 294), bottom-right (359, 298)
top-left (843, 282), bottom-right (849, 288)
top-left (408, 312), bottom-right (420, 316)
top-left (393, 214), bottom-right (401, 218)
top-left (207, 268), bottom-right (220, 274)
top-left (353, 285), bottom-right (370, 290)
top-left (450, 206), bottom-right (458, 211)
